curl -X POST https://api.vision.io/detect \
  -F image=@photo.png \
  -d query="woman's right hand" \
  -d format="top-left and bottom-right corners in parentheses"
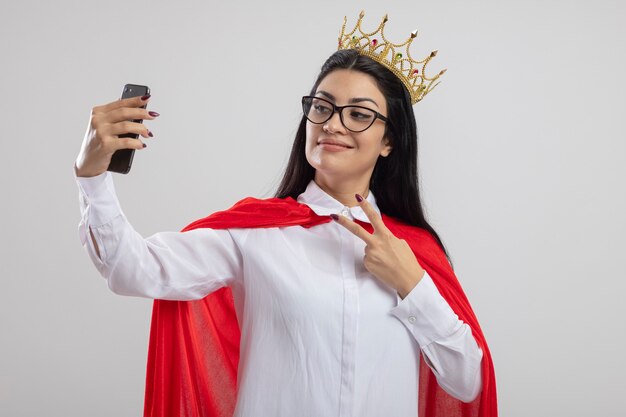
top-left (74, 95), bottom-right (159, 177)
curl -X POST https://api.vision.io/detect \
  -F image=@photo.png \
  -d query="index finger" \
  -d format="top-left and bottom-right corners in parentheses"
top-left (355, 194), bottom-right (388, 234)
top-left (93, 94), bottom-right (151, 115)
top-left (331, 213), bottom-right (376, 245)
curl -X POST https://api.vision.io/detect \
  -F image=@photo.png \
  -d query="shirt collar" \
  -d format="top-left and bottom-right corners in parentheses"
top-left (296, 179), bottom-right (380, 223)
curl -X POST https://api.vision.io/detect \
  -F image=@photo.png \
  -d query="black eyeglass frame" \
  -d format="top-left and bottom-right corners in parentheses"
top-left (301, 95), bottom-right (389, 133)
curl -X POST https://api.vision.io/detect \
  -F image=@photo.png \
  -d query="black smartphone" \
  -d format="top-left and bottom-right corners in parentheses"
top-left (107, 83), bottom-right (151, 174)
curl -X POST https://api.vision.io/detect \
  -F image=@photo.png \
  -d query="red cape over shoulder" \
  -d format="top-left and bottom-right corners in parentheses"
top-left (143, 196), bottom-right (497, 417)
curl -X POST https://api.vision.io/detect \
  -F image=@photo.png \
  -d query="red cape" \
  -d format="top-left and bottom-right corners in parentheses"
top-left (143, 196), bottom-right (497, 416)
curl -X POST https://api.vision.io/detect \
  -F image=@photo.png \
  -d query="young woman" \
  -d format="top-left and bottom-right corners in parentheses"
top-left (74, 16), bottom-right (495, 417)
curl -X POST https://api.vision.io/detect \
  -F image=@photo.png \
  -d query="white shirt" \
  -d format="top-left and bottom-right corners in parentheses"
top-left (75, 169), bottom-right (483, 417)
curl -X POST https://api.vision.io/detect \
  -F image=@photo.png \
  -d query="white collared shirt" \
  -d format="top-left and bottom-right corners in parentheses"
top-left (75, 170), bottom-right (483, 416)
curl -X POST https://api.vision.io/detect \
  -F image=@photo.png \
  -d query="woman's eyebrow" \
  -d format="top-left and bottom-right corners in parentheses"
top-left (316, 90), bottom-right (379, 108)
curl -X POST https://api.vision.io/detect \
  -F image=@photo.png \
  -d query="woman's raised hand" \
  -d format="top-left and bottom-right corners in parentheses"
top-left (331, 194), bottom-right (426, 299)
top-left (74, 95), bottom-right (159, 177)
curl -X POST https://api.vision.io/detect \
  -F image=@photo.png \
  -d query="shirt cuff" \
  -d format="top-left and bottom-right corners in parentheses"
top-left (390, 271), bottom-right (462, 348)
top-left (74, 168), bottom-right (124, 227)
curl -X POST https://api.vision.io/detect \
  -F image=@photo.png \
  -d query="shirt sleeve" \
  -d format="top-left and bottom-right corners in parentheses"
top-left (74, 167), bottom-right (243, 301)
top-left (390, 271), bottom-right (483, 403)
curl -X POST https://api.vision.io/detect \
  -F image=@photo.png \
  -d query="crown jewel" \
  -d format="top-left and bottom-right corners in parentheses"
top-left (338, 10), bottom-right (446, 104)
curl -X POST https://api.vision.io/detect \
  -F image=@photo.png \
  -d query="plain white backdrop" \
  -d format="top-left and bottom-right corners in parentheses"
top-left (1, 0), bottom-right (624, 415)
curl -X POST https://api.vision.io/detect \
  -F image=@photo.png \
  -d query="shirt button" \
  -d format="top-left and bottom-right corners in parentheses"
top-left (340, 207), bottom-right (350, 217)
top-left (408, 315), bottom-right (416, 324)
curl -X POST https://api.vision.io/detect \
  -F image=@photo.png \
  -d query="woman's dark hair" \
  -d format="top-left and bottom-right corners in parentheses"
top-left (274, 49), bottom-right (453, 268)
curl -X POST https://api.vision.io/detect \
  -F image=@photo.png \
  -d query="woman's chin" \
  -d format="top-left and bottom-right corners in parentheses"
top-left (309, 154), bottom-right (341, 170)
top-left (311, 162), bottom-right (357, 180)
top-left (308, 149), bottom-right (368, 177)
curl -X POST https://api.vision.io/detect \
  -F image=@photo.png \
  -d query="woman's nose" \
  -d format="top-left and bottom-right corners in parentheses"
top-left (324, 109), bottom-right (346, 133)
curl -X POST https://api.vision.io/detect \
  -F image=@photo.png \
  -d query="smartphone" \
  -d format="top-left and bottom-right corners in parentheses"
top-left (107, 83), bottom-right (151, 174)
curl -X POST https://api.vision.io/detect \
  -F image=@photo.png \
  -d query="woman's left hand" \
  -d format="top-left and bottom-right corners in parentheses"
top-left (332, 194), bottom-right (426, 299)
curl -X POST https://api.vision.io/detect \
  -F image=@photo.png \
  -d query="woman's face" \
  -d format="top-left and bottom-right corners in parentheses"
top-left (305, 69), bottom-right (392, 184)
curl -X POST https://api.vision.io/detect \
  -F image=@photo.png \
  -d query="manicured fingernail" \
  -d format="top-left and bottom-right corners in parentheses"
top-left (142, 143), bottom-right (147, 148)
top-left (148, 130), bottom-right (153, 137)
top-left (149, 111), bottom-right (160, 117)
top-left (141, 94), bottom-right (151, 101)
top-left (355, 194), bottom-right (363, 202)
top-left (330, 214), bottom-right (339, 221)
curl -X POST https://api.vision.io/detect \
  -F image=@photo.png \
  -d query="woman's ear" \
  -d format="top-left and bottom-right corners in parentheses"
top-left (380, 136), bottom-right (392, 157)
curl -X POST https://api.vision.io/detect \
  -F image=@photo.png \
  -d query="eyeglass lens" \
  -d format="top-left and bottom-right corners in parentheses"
top-left (302, 97), bottom-right (377, 132)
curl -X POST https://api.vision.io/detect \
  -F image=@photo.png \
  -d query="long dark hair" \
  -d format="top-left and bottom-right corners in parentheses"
top-left (274, 49), bottom-right (453, 268)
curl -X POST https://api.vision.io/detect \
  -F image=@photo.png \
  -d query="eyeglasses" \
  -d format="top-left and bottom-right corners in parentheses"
top-left (301, 96), bottom-right (388, 133)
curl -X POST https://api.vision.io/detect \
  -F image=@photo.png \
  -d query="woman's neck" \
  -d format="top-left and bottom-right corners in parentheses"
top-left (313, 173), bottom-right (370, 208)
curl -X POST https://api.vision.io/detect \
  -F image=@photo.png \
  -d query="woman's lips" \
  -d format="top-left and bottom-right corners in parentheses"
top-left (318, 143), bottom-right (352, 151)
top-left (318, 142), bottom-right (353, 151)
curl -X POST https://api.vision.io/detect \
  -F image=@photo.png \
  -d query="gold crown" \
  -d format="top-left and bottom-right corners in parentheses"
top-left (338, 10), bottom-right (446, 104)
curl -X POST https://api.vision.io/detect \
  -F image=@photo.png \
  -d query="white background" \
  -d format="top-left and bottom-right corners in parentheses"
top-left (1, 0), bottom-right (624, 415)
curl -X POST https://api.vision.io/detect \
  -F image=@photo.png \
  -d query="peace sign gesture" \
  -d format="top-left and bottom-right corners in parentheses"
top-left (331, 194), bottom-right (426, 299)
